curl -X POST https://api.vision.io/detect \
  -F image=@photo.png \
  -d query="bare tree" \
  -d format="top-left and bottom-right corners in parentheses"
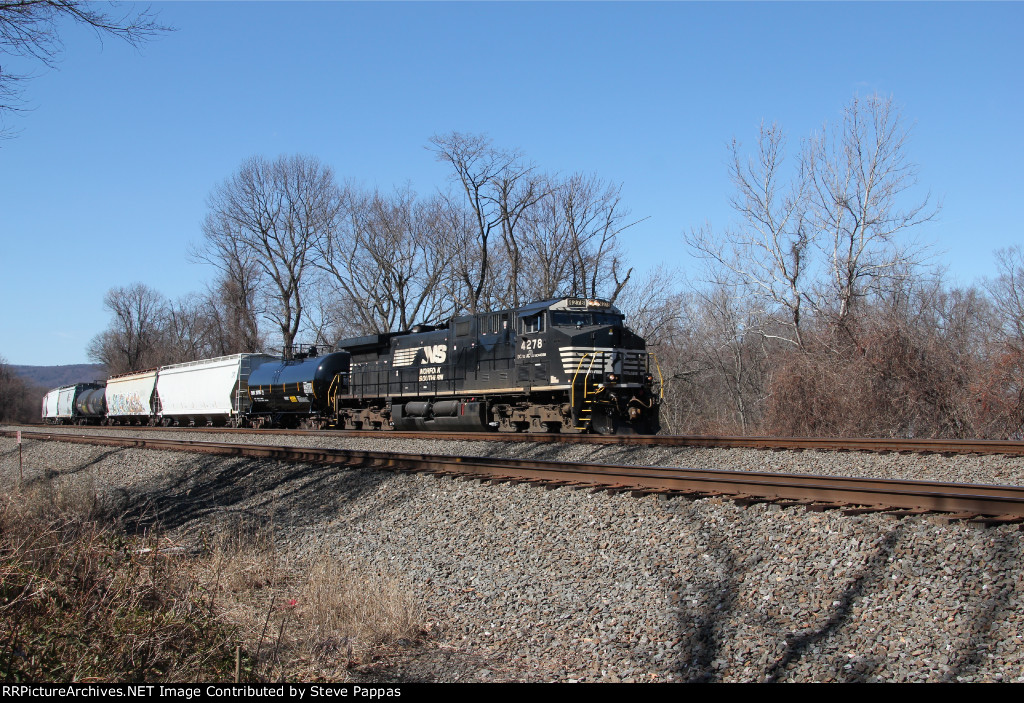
top-left (512, 172), bottom-right (640, 305)
top-left (614, 265), bottom-right (685, 345)
top-left (975, 247), bottom-right (1024, 439)
top-left (0, 1), bottom-right (169, 131)
top-left (988, 246), bottom-right (1024, 345)
top-left (204, 270), bottom-right (265, 354)
top-left (686, 95), bottom-right (936, 347)
top-left (490, 162), bottom-right (547, 308)
top-left (191, 212), bottom-right (265, 353)
top-left (162, 293), bottom-right (218, 363)
top-left (434, 195), bottom-right (502, 314)
top-left (557, 173), bottom-right (637, 302)
top-left (87, 283), bottom-right (167, 374)
top-left (427, 132), bottom-right (546, 312)
top-left (686, 122), bottom-right (812, 347)
top-left (807, 94), bottom-right (938, 335)
top-left (517, 190), bottom-right (575, 301)
top-left (689, 288), bottom-right (771, 434)
top-left (315, 187), bottom-right (457, 336)
top-left (0, 354), bottom-right (30, 422)
top-left (198, 155), bottom-right (344, 353)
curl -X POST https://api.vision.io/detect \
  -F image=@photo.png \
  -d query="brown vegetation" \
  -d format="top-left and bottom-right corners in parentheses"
top-left (0, 481), bottom-right (421, 682)
top-left (0, 358), bottom-right (43, 424)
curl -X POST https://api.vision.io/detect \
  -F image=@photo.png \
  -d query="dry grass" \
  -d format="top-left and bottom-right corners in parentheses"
top-left (0, 479), bottom-right (423, 682)
top-left (0, 479), bottom-right (239, 682)
top-left (190, 514), bottom-right (422, 681)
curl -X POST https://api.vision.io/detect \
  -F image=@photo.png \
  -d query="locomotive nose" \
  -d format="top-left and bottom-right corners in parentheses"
top-left (568, 325), bottom-right (621, 348)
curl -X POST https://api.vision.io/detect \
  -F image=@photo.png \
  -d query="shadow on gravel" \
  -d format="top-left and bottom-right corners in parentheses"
top-left (762, 524), bottom-right (903, 683)
top-left (114, 455), bottom-right (405, 535)
top-left (663, 518), bottom-right (906, 682)
top-left (941, 530), bottom-right (1020, 682)
top-left (17, 447), bottom-right (127, 484)
top-left (668, 523), bottom-right (740, 682)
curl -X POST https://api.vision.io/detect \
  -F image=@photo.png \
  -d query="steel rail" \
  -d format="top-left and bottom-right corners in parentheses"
top-left (7, 430), bottom-right (1024, 520)
top-left (13, 423), bottom-right (1024, 456)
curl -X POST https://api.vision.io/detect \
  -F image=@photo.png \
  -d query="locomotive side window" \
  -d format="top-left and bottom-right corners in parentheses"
top-left (521, 313), bottom-right (545, 334)
top-left (456, 321), bottom-right (471, 337)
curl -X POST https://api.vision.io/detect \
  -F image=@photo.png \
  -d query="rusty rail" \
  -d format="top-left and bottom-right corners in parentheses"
top-left (6, 430), bottom-right (1024, 522)
top-left (12, 423), bottom-right (1024, 456)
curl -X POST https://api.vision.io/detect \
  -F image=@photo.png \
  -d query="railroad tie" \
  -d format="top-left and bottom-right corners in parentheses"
top-left (732, 494), bottom-right (776, 507)
top-left (804, 501), bottom-right (856, 513)
top-left (967, 514), bottom-right (1024, 528)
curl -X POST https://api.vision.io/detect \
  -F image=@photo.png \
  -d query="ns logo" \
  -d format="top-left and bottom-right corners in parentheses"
top-left (420, 344), bottom-right (447, 364)
top-left (394, 344), bottom-right (448, 367)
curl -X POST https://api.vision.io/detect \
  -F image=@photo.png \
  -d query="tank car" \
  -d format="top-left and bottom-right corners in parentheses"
top-left (41, 382), bottom-right (106, 425)
top-left (332, 297), bottom-right (661, 434)
top-left (73, 385), bottom-right (107, 424)
top-left (246, 347), bottom-right (351, 429)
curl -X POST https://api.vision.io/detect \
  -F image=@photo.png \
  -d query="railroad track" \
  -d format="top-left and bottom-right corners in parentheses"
top-left (6, 430), bottom-right (1024, 526)
top-left (12, 423), bottom-right (1024, 456)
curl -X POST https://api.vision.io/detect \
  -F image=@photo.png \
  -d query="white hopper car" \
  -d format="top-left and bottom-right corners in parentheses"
top-left (154, 353), bottom-right (276, 426)
top-left (105, 369), bottom-right (159, 423)
top-left (42, 353), bottom-right (276, 426)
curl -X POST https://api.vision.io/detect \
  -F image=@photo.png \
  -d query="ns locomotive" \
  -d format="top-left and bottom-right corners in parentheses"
top-left (43, 297), bottom-right (662, 434)
top-left (248, 297), bottom-right (662, 434)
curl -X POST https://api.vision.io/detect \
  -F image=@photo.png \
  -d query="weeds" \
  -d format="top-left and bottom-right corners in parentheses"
top-left (0, 478), bottom-right (423, 682)
top-left (189, 514), bottom-right (423, 681)
top-left (0, 480), bottom-right (240, 682)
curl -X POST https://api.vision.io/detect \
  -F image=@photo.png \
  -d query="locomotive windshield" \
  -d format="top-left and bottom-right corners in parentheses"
top-left (551, 311), bottom-right (622, 327)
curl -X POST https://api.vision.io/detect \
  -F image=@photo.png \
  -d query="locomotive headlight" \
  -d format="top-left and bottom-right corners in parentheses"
top-left (606, 372), bottom-right (618, 384)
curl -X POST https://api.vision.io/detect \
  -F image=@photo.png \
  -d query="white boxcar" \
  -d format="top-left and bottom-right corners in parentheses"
top-left (56, 385), bottom-right (77, 420)
top-left (41, 388), bottom-right (61, 423)
top-left (105, 369), bottom-right (159, 421)
top-left (156, 353), bottom-right (277, 425)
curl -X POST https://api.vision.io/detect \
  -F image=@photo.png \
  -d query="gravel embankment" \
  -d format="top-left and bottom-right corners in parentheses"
top-left (10, 424), bottom-right (1024, 486)
top-left (3, 427), bottom-right (1023, 682)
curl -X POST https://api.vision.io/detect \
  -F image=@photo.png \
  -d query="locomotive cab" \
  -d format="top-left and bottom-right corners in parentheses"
top-left (513, 298), bottom-right (660, 434)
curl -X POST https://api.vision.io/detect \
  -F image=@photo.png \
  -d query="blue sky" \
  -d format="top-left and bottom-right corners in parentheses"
top-left (1, 1), bottom-right (1021, 366)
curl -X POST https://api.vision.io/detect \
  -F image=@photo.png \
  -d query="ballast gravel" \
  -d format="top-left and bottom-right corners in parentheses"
top-left (3, 426), bottom-right (1024, 682)
top-left (14, 424), bottom-right (1024, 486)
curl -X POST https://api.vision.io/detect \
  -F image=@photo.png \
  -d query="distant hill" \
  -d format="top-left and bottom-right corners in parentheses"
top-left (10, 364), bottom-right (108, 390)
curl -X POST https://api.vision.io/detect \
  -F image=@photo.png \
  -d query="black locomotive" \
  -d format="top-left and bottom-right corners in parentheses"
top-left (246, 297), bottom-right (661, 434)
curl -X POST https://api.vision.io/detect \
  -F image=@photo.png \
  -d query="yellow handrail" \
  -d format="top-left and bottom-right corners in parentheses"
top-left (649, 352), bottom-right (665, 400)
top-left (328, 374), bottom-right (341, 410)
top-left (570, 352), bottom-right (594, 410)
